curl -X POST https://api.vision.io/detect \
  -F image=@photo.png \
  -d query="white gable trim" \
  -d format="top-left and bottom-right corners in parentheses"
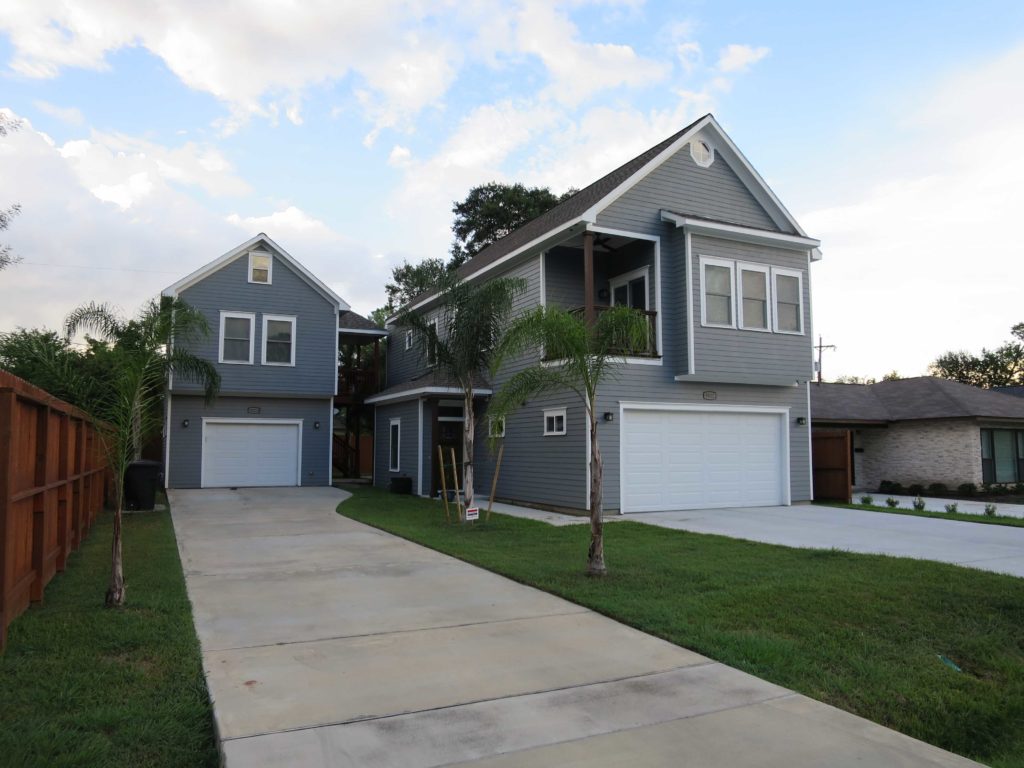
top-left (162, 233), bottom-right (350, 310)
top-left (660, 213), bottom-right (820, 251)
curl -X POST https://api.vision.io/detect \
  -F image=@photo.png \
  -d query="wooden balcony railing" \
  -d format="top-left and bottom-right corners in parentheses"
top-left (336, 368), bottom-right (380, 401)
top-left (567, 305), bottom-right (659, 358)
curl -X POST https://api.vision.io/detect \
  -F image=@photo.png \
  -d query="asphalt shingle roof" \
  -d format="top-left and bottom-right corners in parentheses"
top-left (338, 310), bottom-right (387, 333)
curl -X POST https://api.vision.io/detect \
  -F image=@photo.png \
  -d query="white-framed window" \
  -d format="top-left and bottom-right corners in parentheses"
top-left (738, 263), bottom-right (771, 332)
top-left (405, 330), bottom-right (413, 351)
top-left (426, 318), bottom-right (438, 366)
top-left (219, 311), bottom-right (255, 364)
top-left (389, 417), bottom-right (400, 471)
top-left (488, 416), bottom-right (506, 438)
top-left (609, 266), bottom-right (649, 311)
top-left (262, 314), bottom-right (296, 366)
top-left (690, 139), bottom-right (714, 168)
top-left (543, 408), bottom-right (567, 436)
top-left (248, 250), bottom-right (272, 284)
top-left (771, 267), bottom-right (804, 335)
top-left (699, 256), bottom-right (736, 328)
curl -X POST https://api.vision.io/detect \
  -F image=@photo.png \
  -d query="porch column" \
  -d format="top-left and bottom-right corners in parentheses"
top-left (583, 230), bottom-right (595, 326)
top-left (373, 338), bottom-right (381, 389)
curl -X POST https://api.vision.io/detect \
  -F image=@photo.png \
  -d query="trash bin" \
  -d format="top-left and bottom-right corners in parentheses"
top-left (124, 460), bottom-right (163, 511)
top-left (389, 476), bottom-right (413, 495)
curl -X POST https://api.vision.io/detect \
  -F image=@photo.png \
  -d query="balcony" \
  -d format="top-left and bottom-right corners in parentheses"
top-left (336, 367), bottom-right (380, 404)
top-left (565, 305), bottom-right (659, 358)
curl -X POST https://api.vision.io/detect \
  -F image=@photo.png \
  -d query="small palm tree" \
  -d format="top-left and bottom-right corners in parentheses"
top-left (397, 275), bottom-right (525, 510)
top-left (490, 305), bottom-right (649, 575)
top-left (65, 296), bottom-right (219, 606)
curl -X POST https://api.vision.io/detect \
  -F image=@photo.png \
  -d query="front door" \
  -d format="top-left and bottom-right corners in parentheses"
top-left (432, 399), bottom-right (465, 497)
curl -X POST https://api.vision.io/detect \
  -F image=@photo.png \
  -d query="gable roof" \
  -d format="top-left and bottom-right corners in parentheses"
top-left (396, 114), bottom-right (814, 320)
top-left (338, 309), bottom-right (387, 336)
top-left (812, 377), bottom-right (1024, 423)
top-left (162, 233), bottom-right (350, 310)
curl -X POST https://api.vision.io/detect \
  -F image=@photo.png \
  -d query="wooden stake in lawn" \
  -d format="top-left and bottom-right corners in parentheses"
top-left (486, 442), bottom-right (504, 522)
top-left (450, 446), bottom-right (465, 522)
top-left (437, 444), bottom-right (451, 523)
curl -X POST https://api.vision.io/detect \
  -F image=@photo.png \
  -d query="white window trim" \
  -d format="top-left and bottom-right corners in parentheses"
top-left (389, 417), bottom-right (401, 472)
top-left (405, 330), bottom-right (413, 351)
top-left (699, 256), bottom-right (736, 329)
top-left (543, 408), bottom-right (567, 436)
top-left (771, 267), bottom-right (805, 335)
top-left (609, 266), bottom-right (650, 310)
top-left (262, 314), bottom-right (297, 366)
top-left (690, 139), bottom-right (715, 168)
top-left (218, 311), bottom-right (255, 365)
top-left (248, 250), bottom-right (273, 285)
top-left (737, 262), bottom-right (772, 333)
top-left (488, 416), bottom-right (506, 438)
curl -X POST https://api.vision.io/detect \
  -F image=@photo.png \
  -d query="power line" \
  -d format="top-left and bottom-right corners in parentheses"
top-left (17, 261), bottom-right (179, 275)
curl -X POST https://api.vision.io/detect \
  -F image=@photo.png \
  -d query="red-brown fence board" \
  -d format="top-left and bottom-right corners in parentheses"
top-left (0, 369), bottom-right (110, 651)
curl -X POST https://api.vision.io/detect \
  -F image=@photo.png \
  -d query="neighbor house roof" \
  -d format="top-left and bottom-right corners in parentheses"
top-left (811, 377), bottom-right (1024, 423)
top-left (995, 385), bottom-right (1024, 398)
top-left (338, 310), bottom-right (387, 336)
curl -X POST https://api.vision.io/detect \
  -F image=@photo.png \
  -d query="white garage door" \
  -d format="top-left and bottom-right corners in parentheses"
top-left (202, 420), bottom-right (301, 488)
top-left (622, 408), bottom-right (787, 512)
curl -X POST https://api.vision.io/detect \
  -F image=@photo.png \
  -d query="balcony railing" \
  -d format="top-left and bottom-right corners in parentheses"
top-left (566, 305), bottom-right (659, 358)
top-left (337, 367), bottom-right (380, 400)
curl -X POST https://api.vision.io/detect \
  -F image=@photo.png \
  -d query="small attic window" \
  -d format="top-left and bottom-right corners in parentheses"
top-left (249, 251), bottom-right (272, 284)
top-left (690, 140), bottom-right (714, 168)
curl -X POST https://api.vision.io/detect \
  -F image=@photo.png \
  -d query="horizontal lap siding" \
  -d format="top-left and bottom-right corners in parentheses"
top-left (168, 395), bottom-right (333, 488)
top-left (175, 247), bottom-right (337, 397)
top-left (374, 400), bottom-right (421, 491)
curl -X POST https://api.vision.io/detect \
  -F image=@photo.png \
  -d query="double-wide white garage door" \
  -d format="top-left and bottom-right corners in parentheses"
top-left (201, 420), bottom-right (302, 488)
top-left (621, 408), bottom-right (788, 512)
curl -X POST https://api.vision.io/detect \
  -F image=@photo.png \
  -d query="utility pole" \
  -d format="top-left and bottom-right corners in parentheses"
top-left (815, 335), bottom-right (836, 384)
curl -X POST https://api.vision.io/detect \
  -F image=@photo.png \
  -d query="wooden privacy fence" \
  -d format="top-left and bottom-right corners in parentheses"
top-left (0, 370), bottom-right (109, 651)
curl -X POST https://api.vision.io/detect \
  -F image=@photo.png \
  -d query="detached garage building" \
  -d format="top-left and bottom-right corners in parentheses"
top-left (162, 234), bottom-right (349, 489)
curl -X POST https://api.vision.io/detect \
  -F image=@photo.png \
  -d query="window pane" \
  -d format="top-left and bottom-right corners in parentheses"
top-left (706, 265), bottom-right (731, 296)
top-left (993, 430), bottom-right (1016, 483)
top-left (613, 285), bottom-right (628, 305)
top-left (266, 342), bottom-right (291, 363)
top-left (267, 320), bottom-right (292, 343)
top-left (223, 339), bottom-right (249, 361)
top-left (251, 254), bottom-right (270, 282)
top-left (742, 270), bottom-right (766, 300)
top-left (224, 317), bottom-right (250, 340)
top-left (743, 298), bottom-right (767, 329)
top-left (776, 274), bottom-right (799, 304)
top-left (777, 304), bottom-right (799, 332)
top-left (981, 429), bottom-right (993, 459)
top-left (629, 278), bottom-right (646, 310)
top-left (390, 424), bottom-right (399, 469)
top-left (706, 295), bottom-right (731, 325)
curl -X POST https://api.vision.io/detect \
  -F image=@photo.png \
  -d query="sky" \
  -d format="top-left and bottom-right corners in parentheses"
top-left (0, 0), bottom-right (1022, 381)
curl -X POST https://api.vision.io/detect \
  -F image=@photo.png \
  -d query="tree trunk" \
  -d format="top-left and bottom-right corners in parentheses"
top-left (106, 485), bottom-right (126, 607)
top-left (587, 406), bottom-right (606, 576)
top-left (463, 389), bottom-right (475, 511)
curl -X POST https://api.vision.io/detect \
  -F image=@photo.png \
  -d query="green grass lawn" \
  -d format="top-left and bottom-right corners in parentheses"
top-left (832, 502), bottom-right (1024, 528)
top-left (0, 506), bottom-right (218, 768)
top-left (340, 486), bottom-right (1024, 768)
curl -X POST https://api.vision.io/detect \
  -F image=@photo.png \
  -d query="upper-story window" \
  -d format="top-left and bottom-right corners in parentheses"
top-left (405, 330), bottom-right (413, 351)
top-left (543, 408), bottom-right (566, 436)
top-left (700, 257), bottom-right (735, 328)
top-left (772, 268), bottom-right (804, 335)
top-left (249, 251), bottom-right (272, 284)
top-left (219, 311), bottom-right (255, 364)
top-left (262, 315), bottom-right (296, 366)
top-left (690, 139), bottom-right (714, 168)
top-left (426, 318), bottom-right (438, 366)
top-left (738, 264), bottom-right (770, 331)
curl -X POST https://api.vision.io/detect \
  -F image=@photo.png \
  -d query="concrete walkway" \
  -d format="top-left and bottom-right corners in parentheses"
top-left (171, 487), bottom-right (980, 767)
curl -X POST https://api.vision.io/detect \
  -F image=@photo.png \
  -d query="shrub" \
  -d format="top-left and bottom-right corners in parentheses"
top-left (886, 497), bottom-right (899, 508)
top-left (912, 496), bottom-right (926, 511)
top-left (879, 480), bottom-right (895, 493)
top-left (944, 502), bottom-right (958, 514)
top-left (1015, 482), bottom-right (1024, 494)
top-left (958, 483), bottom-right (976, 496)
top-left (927, 483), bottom-right (948, 495)
top-left (860, 495), bottom-right (874, 506)
top-left (908, 484), bottom-right (925, 496)
top-left (984, 503), bottom-right (998, 517)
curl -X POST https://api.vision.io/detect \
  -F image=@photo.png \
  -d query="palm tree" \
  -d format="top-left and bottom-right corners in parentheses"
top-left (489, 305), bottom-right (649, 575)
top-left (64, 296), bottom-right (219, 606)
top-left (396, 275), bottom-right (525, 510)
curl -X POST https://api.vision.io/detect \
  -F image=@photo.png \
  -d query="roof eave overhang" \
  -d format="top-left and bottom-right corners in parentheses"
top-left (365, 386), bottom-right (493, 405)
top-left (661, 212), bottom-right (821, 251)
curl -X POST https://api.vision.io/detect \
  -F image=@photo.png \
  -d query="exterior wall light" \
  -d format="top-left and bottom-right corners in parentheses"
top-left (603, 412), bottom-right (615, 422)
top-left (314, 421), bottom-right (321, 430)
top-left (796, 416), bottom-right (807, 426)
top-left (181, 419), bottom-right (190, 428)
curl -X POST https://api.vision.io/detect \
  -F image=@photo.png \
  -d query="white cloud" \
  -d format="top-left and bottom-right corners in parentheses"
top-left (676, 41), bottom-right (702, 74)
top-left (226, 206), bottom-right (337, 238)
top-left (32, 100), bottom-right (85, 125)
top-left (716, 44), bottom-right (770, 73)
top-left (387, 145), bottom-right (412, 167)
top-left (800, 44), bottom-right (1024, 380)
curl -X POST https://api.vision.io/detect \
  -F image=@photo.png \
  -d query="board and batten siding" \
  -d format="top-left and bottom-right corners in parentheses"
top-left (167, 395), bottom-right (333, 488)
top-left (174, 246), bottom-right (338, 397)
top-left (374, 399), bottom-right (421, 491)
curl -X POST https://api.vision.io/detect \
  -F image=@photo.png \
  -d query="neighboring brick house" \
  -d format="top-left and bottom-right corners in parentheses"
top-left (811, 377), bottom-right (1024, 491)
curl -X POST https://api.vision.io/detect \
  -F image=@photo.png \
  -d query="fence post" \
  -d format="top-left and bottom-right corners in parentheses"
top-left (0, 389), bottom-right (16, 651)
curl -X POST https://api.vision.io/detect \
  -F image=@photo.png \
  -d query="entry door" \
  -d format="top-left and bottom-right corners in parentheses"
top-left (202, 420), bottom-right (301, 488)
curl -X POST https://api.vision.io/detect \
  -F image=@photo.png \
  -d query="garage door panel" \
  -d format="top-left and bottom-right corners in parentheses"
top-left (203, 421), bottom-right (301, 488)
top-left (622, 409), bottom-right (785, 512)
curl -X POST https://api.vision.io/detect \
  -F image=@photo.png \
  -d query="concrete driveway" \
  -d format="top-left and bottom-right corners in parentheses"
top-left (170, 487), bottom-right (980, 767)
top-left (629, 504), bottom-right (1024, 578)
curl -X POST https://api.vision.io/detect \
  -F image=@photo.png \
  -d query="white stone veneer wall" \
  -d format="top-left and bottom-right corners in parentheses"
top-left (853, 420), bottom-right (982, 491)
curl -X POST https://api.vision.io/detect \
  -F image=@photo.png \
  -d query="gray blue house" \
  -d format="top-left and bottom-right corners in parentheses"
top-left (370, 114), bottom-right (821, 513)
top-left (161, 234), bottom-right (382, 488)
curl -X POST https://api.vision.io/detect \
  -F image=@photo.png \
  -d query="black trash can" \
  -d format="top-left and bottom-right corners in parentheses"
top-left (124, 460), bottom-right (163, 511)
top-left (389, 476), bottom-right (413, 495)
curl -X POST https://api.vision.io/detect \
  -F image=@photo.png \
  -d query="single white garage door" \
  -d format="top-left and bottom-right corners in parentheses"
top-left (202, 420), bottom-right (301, 488)
top-left (621, 408), bottom-right (787, 512)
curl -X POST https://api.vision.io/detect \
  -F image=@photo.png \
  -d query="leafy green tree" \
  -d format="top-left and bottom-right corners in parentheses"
top-left (449, 182), bottom-right (576, 267)
top-left (397, 275), bottom-right (525, 510)
top-left (833, 375), bottom-right (876, 384)
top-left (489, 305), bottom-right (649, 576)
top-left (381, 257), bottom-right (449, 318)
top-left (0, 114), bottom-right (22, 270)
top-left (929, 323), bottom-right (1024, 388)
top-left (63, 297), bottom-right (220, 606)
